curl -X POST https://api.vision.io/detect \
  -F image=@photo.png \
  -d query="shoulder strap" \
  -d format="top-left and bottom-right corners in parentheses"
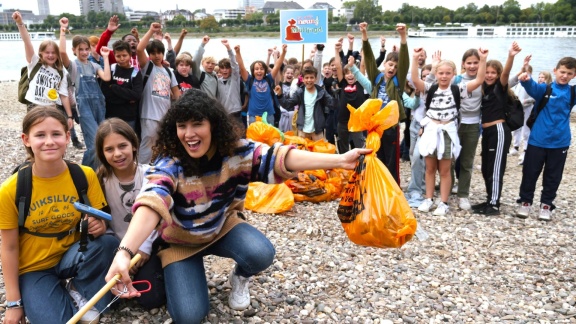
top-left (425, 84), bottom-right (439, 110)
top-left (392, 75), bottom-right (399, 88)
top-left (534, 83), bottom-right (553, 115)
top-left (28, 62), bottom-right (43, 81)
top-left (66, 161), bottom-right (90, 206)
top-left (164, 66), bottom-right (173, 79)
top-left (375, 72), bottom-right (384, 87)
top-left (571, 85), bottom-right (575, 108)
top-left (199, 71), bottom-right (206, 85)
top-left (450, 84), bottom-right (460, 110)
top-left (142, 62), bottom-right (154, 87)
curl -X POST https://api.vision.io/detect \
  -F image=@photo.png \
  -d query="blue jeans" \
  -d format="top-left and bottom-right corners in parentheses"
top-left (19, 235), bottom-right (119, 324)
top-left (76, 61), bottom-right (106, 170)
top-left (407, 119), bottom-right (425, 196)
top-left (164, 223), bottom-right (275, 323)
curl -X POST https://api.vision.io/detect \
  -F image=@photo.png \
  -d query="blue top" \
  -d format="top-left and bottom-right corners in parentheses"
top-left (521, 79), bottom-right (572, 148)
top-left (247, 74), bottom-right (276, 117)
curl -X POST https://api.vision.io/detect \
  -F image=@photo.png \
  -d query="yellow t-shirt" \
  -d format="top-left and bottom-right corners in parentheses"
top-left (0, 165), bottom-right (106, 274)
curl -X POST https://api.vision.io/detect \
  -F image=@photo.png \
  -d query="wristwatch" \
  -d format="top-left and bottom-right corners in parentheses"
top-left (6, 299), bottom-right (23, 308)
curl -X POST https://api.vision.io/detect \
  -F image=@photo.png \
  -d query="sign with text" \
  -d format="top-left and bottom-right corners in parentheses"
top-left (280, 9), bottom-right (328, 44)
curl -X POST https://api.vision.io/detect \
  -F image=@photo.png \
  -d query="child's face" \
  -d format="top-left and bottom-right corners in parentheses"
top-left (177, 62), bottom-right (191, 77)
top-left (40, 44), bottom-right (58, 66)
top-left (90, 44), bottom-right (98, 55)
top-left (435, 65), bottom-right (455, 88)
top-left (102, 132), bottom-right (136, 173)
top-left (75, 42), bottom-right (91, 61)
top-left (219, 66), bottom-right (231, 79)
top-left (383, 60), bottom-right (398, 79)
top-left (538, 73), bottom-right (546, 84)
top-left (123, 35), bottom-right (138, 54)
top-left (421, 69), bottom-right (431, 81)
top-left (303, 73), bottom-right (316, 89)
top-left (284, 68), bottom-right (294, 83)
top-left (323, 65), bottom-right (332, 78)
top-left (148, 50), bottom-right (164, 66)
top-left (484, 66), bottom-right (499, 85)
top-left (330, 61), bottom-right (337, 75)
top-left (553, 65), bottom-right (575, 85)
top-left (115, 50), bottom-right (131, 68)
top-left (463, 55), bottom-right (480, 76)
top-left (254, 63), bottom-right (266, 80)
top-left (344, 71), bottom-right (356, 84)
top-left (203, 60), bottom-right (216, 74)
top-left (177, 119), bottom-right (212, 159)
top-left (22, 117), bottom-right (69, 162)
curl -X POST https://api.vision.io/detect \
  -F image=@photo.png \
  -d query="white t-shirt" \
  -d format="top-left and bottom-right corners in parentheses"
top-left (424, 82), bottom-right (468, 122)
top-left (25, 54), bottom-right (68, 106)
top-left (302, 88), bottom-right (317, 133)
top-left (140, 61), bottom-right (178, 121)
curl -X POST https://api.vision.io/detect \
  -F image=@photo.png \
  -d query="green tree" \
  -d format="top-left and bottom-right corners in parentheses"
top-left (353, 0), bottom-right (382, 24)
top-left (199, 16), bottom-right (220, 32)
top-left (172, 14), bottom-right (187, 27)
top-left (342, 1), bottom-right (356, 9)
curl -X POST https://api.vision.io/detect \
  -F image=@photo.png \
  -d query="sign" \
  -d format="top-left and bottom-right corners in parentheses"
top-left (280, 9), bottom-right (328, 45)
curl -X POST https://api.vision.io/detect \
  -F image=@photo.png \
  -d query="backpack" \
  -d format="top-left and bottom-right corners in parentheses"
top-left (504, 94), bottom-right (525, 131)
top-left (526, 84), bottom-right (575, 129)
top-left (247, 74), bottom-right (281, 127)
top-left (142, 62), bottom-right (173, 87)
top-left (374, 73), bottom-right (406, 122)
top-left (18, 63), bottom-right (63, 105)
top-left (425, 84), bottom-right (461, 111)
top-left (14, 161), bottom-right (91, 248)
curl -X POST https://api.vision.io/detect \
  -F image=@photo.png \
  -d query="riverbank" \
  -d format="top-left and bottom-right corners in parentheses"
top-left (1, 81), bottom-right (576, 323)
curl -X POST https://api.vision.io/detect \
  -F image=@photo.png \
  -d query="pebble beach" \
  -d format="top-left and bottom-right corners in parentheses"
top-left (0, 81), bottom-right (576, 323)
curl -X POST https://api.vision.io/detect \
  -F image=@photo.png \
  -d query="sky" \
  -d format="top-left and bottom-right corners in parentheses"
top-left (0, 0), bottom-right (556, 16)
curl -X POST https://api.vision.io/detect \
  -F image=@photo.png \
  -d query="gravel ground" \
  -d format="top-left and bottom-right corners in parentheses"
top-left (1, 81), bottom-right (576, 323)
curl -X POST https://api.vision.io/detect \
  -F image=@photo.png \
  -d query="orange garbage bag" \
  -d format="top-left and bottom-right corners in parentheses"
top-left (337, 99), bottom-right (417, 248)
top-left (246, 112), bottom-right (284, 146)
top-left (309, 139), bottom-right (337, 154)
top-left (245, 182), bottom-right (294, 214)
top-left (285, 172), bottom-right (332, 203)
top-left (283, 134), bottom-right (308, 151)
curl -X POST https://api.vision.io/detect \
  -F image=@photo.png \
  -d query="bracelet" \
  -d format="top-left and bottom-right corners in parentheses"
top-left (6, 299), bottom-right (23, 309)
top-left (68, 116), bottom-right (73, 119)
top-left (115, 246), bottom-right (135, 259)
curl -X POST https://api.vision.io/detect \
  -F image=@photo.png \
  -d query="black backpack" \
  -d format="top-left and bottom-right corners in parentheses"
top-left (14, 161), bottom-right (92, 250)
top-left (504, 94), bottom-right (525, 131)
top-left (425, 84), bottom-right (461, 111)
top-left (526, 84), bottom-right (575, 129)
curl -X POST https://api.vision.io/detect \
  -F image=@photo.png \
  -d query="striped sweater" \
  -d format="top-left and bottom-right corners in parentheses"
top-left (133, 139), bottom-right (296, 267)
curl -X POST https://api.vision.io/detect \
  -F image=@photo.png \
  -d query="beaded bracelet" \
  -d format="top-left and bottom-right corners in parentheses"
top-left (114, 245), bottom-right (135, 259)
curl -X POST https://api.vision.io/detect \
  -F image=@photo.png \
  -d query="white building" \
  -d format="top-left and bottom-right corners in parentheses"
top-left (334, 8), bottom-right (354, 22)
top-left (79, 0), bottom-right (125, 15)
top-left (213, 9), bottom-right (246, 22)
top-left (126, 10), bottom-right (160, 22)
top-left (162, 9), bottom-right (194, 21)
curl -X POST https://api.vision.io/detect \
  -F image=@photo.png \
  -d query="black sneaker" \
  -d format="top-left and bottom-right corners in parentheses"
top-left (471, 202), bottom-right (488, 213)
top-left (482, 204), bottom-right (501, 216)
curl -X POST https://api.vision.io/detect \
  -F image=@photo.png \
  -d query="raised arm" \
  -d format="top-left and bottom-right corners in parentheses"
top-left (411, 48), bottom-right (426, 94)
top-left (349, 56), bottom-right (372, 93)
top-left (271, 44), bottom-right (287, 79)
top-left (192, 35), bottom-right (209, 78)
top-left (466, 48), bottom-right (489, 92)
top-left (173, 29), bottom-right (187, 56)
top-left (396, 23), bottom-right (409, 91)
top-left (96, 46), bottom-right (111, 81)
top-left (235, 45), bottom-right (249, 82)
top-left (334, 41), bottom-right (344, 81)
top-left (13, 12), bottom-right (34, 63)
top-left (501, 41), bottom-right (521, 87)
top-left (222, 39), bottom-right (239, 76)
top-left (97, 15), bottom-right (120, 64)
top-left (59, 17), bottom-right (72, 68)
top-left (359, 22), bottom-right (378, 84)
top-left (137, 23), bottom-right (161, 69)
top-left (375, 35), bottom-right (387, 67)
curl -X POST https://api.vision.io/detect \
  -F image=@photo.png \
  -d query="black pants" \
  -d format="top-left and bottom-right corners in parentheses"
top-left (325, 110), bottom-right (337, 145)
top-left (376, 125), bottom-right (400, 184)
top-left (518, 144), bottom-right (569, 210)
top-left (481, 123), bottom-right (511, 206)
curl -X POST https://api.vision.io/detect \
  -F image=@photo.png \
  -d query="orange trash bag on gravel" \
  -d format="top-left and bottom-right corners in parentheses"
top-left (337, 99), bottom-right (417, 248)
top-left (245, 182), bottom-right (294, 214)
top-left (246, 112), bottom-right (284, 146)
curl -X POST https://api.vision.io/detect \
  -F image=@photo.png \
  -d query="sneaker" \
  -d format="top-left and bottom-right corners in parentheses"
top-left (433, 202), bottom-right (449, 216)
top-left (482, 204), bottom-right (501, 216)
top-left (67, 283), bottom-right (100, 324)
top-left (538, 203), bottom-right (552, 221)
top-left (418, 198), bottom-right (434, 212)
top-left (228, 270), bottom-right (251, 310)
top-left (509, 147), bottom-right (519, 155)
top-left (459, 197), bottom-right (471, 210)
top-left (518, 152), bottom-right (524, 165)
top-left (515, 202), bottom-right (532, 219)
top-left (472, 202), bottom-right (488, 213)
top-left (451, 184), bottom-right (459, 194)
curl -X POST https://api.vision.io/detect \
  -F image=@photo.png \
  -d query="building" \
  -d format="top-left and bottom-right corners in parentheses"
top-left (126, 10), bottom-right (160, 22)
top-left (79, 0), bottom-right (125, 16)
top-left (213, 9), bottom-right (246, 22)
top-left (37, 0), bottom-right (50, 15)
top-left (0, 9), bottom-right (44, 25)
top-left (309, 2), bottom-right (335, 11)
top-left (162, 9), bottom-right (194, 21)
top-left (334, 8), bottom-right (354, 23)
top-left (242, 0), bottom-right (265, 9)
top-left (262, 1), bottom-right (303, 15)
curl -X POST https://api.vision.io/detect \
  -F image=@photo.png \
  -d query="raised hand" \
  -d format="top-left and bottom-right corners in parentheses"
top-left (518, 72), bottom-right (530, 82)
top-left (347, 33), bottom-right (354, 42)
top-left (335, 41), bottom-right (342, 51)
top-left (268, 47), bottom-right (273, 56)
top-left (478, 47), bottom-right (489, 60)
top-left (509, 41), bottom-right (522, 56)
top-left (12, 11), bottom-right (23, 24)
top-left (149, 22), bottom-right (161, 33)
top-left (100, 46), bottom-right (110, 57)
top-left (274, 85), bottom-right (282, 95)
top-left (523, 54), bottom-right (532, 67)
top-left (413, 47), bottom-right (424, 60)
top-left (337, 36), bottom-right (344, 43)
top-left (346, 55), bottom-right (355, 68)
top-left (108, 15), bottom-right (120, 32)
top-left (222, 39), bottom-right (229, 47)
top-left (131, 27), bottom-right (139, 39)
top-left (180, 28), bottom-right (188, 37)
top-left (234, 45), bottom-right (240, 53)
top-left (163, 32), bottom-right (172, 42)
top-left (202, 35), bottom-right (210, 45)
top-left (396, 23), bottom-right (407, 36)
top-left (380, 35), bottom-right (386, 46)
top-left (281, 44), bottom-right (287, 54)
top-left (359, 22), bottom-right (368, 33)
top-left (59, 17), bottom-right (69, 30)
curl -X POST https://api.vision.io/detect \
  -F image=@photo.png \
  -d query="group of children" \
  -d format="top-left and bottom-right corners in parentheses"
top-left (3, 10), bottom-right (575, 323)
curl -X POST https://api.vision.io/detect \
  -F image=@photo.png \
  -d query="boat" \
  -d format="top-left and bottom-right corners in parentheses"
top-left (408, 23), bottom-right (576, 38)
top-left (0, 31), bottom-right (56, 41)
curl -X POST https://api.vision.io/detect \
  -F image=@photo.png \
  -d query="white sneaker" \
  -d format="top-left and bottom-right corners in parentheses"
top-left (67, 284), bottom-right (100, 324)
top-left (509, 147), bottom-right (519, 155)
top-left (515, 202), bottom-right (531, 219)
top-left (459, 197), bottom-right (471, 210)
top-left (518, 152), bottom-right (525, 165)
top-left (451, 184), bottom-right (459, 194)
top-left (538, 203), bottom-right (552, 221)
top-left (418, 198), bottom-right (434, 212)
top-left (228, 271), bottom-right (251, 310)
top-left (433, 202), bottom-right (449, 216)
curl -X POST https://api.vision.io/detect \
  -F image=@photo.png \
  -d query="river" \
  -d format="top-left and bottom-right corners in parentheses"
top-left (2, 36), bottom-right (575, 82)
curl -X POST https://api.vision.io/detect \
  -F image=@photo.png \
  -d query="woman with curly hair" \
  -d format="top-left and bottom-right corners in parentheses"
top-left (104, 89), bottom-right (371, 322)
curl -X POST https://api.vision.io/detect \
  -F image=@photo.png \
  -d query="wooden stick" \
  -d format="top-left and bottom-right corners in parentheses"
top-left (301, 44), bottom-right (305, 65)
top-left (67, 254), bottom-right (141, 324)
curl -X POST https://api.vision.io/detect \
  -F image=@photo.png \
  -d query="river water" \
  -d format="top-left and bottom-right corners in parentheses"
top-left (2, 36), bottom-right (575, 82)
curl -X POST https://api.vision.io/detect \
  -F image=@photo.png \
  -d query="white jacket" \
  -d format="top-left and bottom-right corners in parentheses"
top-left (418, 117), bottom-right (461, 160)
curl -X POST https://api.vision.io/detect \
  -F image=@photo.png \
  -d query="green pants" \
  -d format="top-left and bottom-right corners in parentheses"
top-left (452, 123), bottom-right (480, 198)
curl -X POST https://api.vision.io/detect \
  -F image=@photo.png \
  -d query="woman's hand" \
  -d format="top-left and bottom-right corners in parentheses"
top-left (340, 148), bottom-right (372, 169)
top-left (3, 307), bottom-right (26, 324)
top-left (106, 251), bottom-right (140, 299)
